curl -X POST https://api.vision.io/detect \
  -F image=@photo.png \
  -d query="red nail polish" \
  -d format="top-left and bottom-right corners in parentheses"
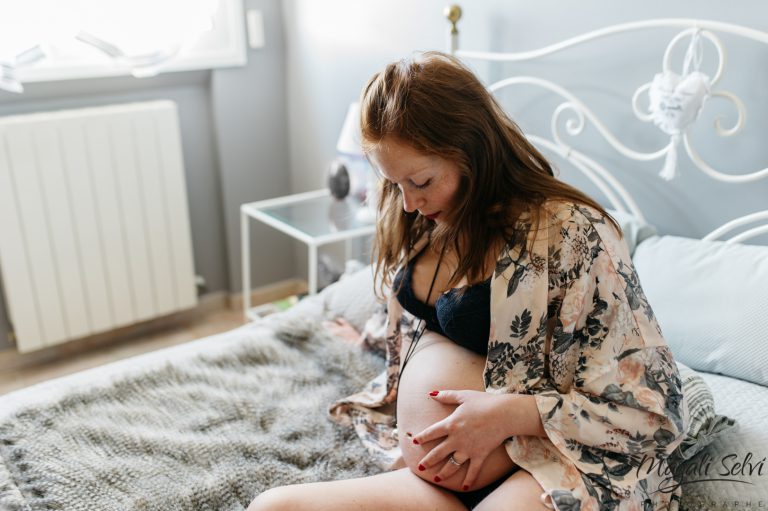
top-left (418, 464), bottom-right (425, 471)
top-left (429, 390), bottom-right (439, 397)
top-left (412, 438), bottom-right (420, 445)
top-left (463, 485), bottom-right (470, 491)
top-left (434, 476), bottom-right (442, 483)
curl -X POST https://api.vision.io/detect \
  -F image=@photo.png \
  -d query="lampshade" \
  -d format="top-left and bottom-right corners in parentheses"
top-left (336, 102), bottom-right (363, 156)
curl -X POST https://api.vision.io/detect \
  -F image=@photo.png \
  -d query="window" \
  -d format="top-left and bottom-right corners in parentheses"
top-left (0, 0), bottom-right (245, 92)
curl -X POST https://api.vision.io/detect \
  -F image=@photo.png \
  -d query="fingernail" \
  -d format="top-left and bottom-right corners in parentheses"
top-left (412, 438), bottom-right (420, 445)
top-left (429, 391), bottom-right (439, 397)
top-left (418, 464), bottom-right (425, 471)
top-left (463, 485), bottom-right (470, 491)
top-left (434, 476), bottom-right (442, 483)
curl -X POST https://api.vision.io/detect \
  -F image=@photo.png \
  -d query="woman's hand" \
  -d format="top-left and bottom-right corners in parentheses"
top-left (322, 317), bottom-right (363, 346)
top-left (411, 390), bottom-right (522, 491)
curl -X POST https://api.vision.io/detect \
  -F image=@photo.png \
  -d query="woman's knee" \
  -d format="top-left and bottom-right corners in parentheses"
top-left (247, 486), bottom-right (298, 511)
top-left (473, 470), bottom-right (552, 511)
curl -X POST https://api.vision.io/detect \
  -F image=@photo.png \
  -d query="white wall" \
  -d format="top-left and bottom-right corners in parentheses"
top-left (282, 0), bottom-right (768, 243)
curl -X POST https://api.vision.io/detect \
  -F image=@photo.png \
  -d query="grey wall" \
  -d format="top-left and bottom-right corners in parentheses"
top-left (0, 0), bottom-right (291, 350)
top-left (283, 0), bottom-right (768, 243)
top-left (211, 0), bottom-right (294, 294)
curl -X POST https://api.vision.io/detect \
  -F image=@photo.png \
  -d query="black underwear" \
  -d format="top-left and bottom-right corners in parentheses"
top-left (453, 474), bottom-right (509, 509)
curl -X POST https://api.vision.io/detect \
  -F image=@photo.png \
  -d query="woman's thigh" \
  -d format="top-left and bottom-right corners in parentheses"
top-left (247, 468), bottom-right (467, 511)
top-left (474, 469), bottom-right (554, 511)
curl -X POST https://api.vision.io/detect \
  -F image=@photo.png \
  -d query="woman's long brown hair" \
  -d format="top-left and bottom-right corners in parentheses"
top-left (360, 51), bottom-right (620, 299)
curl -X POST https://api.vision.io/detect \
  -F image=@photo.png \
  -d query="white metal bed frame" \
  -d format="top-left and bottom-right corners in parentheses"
top-left (443, 5), bottom-right (768, 244)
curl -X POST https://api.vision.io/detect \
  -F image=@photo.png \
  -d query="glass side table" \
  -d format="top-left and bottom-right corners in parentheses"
top-left (240, 188), bottom-right (375, 321)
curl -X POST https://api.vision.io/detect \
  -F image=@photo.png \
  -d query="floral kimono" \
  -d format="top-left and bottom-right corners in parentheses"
top-left (329, 201), bottom-right (688, 511)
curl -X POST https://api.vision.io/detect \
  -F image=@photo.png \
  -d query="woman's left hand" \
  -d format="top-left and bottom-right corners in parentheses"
top-left (412, 389), bottom-right (518, 490)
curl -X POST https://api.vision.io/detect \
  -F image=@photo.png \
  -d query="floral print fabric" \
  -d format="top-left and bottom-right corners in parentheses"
top-left (329, 201), bottom-right (687, 511)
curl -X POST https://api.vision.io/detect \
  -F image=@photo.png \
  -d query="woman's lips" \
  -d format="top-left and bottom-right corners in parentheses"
top-left (425, 212), bottom-right (441, 220)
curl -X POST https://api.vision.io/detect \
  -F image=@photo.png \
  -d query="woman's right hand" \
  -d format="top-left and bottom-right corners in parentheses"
top-left (322, 317), bottom-right (363, 346)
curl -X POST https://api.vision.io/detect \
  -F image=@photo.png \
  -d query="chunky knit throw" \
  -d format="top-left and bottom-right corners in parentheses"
top-left (0, 317), bottom-right (384, 511)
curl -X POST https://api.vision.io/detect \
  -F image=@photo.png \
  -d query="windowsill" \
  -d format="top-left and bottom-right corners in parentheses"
top-left (0, 69), bottom-right (212, 107)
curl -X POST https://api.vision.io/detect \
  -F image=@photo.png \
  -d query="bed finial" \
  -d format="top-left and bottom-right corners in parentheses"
top-left (444, 4), bottom-right (462, 54)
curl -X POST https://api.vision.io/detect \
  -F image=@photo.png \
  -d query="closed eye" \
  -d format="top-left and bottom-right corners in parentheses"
top-left (413, 179), bottom-right (432, 190)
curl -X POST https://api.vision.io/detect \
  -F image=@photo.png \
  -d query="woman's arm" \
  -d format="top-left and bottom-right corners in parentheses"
top-left (418, 392), bottom-right (547, 439)
top-left (500, 393), bottom-right (547, 437)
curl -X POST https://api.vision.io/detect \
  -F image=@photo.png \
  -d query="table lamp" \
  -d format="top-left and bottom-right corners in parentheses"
top-left (334, 102), bottom-right (374, 201)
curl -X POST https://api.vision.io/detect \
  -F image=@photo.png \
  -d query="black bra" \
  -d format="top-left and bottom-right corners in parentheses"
top-left (393, 247), bottom-right (491, 356)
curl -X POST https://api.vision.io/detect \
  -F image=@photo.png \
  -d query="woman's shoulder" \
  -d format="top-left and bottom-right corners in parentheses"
top-left (540, 199), bottom-right (604, 224)
top-left (539, 200), bottom-right (620, 237)
top-left (539, 199), bottom-right (630, 264)
top-left (506, 200), bottom-right (610, 249)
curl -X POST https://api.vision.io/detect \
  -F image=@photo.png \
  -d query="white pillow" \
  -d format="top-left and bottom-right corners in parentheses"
top-left (632, 235), bottom-right (768, 385)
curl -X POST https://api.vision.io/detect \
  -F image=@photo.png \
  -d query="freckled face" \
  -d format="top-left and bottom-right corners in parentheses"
top-left (368, 137), bottom-right (462, 225)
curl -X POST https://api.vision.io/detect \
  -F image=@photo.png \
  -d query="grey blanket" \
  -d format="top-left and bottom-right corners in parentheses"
top-left (0, 317), bottom-right (385, 511)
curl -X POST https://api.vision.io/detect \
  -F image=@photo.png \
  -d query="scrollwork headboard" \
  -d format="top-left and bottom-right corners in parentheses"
top-left (443, 5), bottom-right (768, 244)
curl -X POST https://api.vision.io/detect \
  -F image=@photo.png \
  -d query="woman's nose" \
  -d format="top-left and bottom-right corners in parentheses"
top-left (401, 189), bottom-right (422, 213)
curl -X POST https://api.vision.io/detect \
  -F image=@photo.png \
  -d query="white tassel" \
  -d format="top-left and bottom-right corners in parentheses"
top-left (660, 134), bottom-right (681, 181)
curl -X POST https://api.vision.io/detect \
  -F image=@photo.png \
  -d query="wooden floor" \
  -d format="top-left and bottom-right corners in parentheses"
top-left (0, 305), bottom-right (246, 397)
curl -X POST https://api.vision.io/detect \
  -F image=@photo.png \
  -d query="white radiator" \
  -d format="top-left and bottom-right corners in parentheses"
top-left (0, 101), bottom-right (197, 353)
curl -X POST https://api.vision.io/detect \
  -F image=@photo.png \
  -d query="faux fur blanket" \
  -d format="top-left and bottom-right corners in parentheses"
top-left (0, 317), bottom-right (385, 511)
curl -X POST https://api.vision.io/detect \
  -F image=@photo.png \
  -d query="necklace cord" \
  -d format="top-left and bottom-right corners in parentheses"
top-left (393, 241), bottom-right (448, 427)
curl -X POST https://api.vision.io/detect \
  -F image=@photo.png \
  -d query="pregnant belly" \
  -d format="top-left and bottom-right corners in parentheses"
top-left (397, 330), bottom-right (517, 492)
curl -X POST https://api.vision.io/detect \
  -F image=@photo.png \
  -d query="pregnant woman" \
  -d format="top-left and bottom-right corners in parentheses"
top-left (249, 51), bottom-right (687, 511)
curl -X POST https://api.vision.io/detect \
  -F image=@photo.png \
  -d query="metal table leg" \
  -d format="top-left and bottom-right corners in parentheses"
top-left (240, 208), bottom-right (251, 319)
top-left (308, 243), bottom-right (318, 295)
